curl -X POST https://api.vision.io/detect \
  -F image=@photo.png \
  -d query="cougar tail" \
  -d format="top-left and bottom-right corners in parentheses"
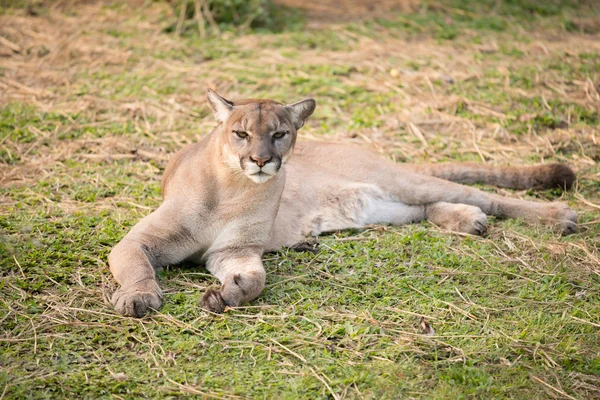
top-left (405, 162), bottom-right (575, 190)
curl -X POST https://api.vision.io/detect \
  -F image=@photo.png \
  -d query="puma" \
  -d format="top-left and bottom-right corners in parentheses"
top-left (108, 90), bottom-right (577, 317)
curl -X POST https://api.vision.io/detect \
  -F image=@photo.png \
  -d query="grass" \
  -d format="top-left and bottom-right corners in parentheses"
top-left (1, 0), bottom-right (600, 398)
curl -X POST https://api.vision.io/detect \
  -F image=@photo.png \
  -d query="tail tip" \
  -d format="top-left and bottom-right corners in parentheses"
top-left (544, 164), bottom-right (576, 191)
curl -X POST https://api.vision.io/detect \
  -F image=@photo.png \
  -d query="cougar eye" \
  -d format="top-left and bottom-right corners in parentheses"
top-left (273, 131), bottom-right (287, 139)
top-left (234, 130), bottom-right (248, 139)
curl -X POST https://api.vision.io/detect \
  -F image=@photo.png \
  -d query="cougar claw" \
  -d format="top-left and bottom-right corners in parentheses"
top-left (201, 289), bottom-right (227, 313)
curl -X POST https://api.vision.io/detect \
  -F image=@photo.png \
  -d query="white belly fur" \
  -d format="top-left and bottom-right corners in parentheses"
top-left (306, 184), bottom-right (425, 236)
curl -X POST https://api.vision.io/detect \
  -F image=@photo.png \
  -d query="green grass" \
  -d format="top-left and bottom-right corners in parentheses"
top-left (1, 0), bottom-right (600, 398)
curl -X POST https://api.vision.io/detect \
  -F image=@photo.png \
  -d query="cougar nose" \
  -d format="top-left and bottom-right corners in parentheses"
top-left (249, 155), bottom-right (271, 168)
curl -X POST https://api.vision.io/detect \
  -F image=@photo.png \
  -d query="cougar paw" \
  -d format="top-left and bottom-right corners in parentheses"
top-left (546, 203), bottom-right (578, 235)
top-left (201, 288), bottom-right (227, 314)
top-left (458, 209), bottom-right (488, 235)
top-left (557, 209), bottom-right (578, 235)
top-left (111, 282), bottom-right (163, 318)
top-left (441, 205), bottom-right (487, 235)
top-left (559, 219), bottom-right (578, 235)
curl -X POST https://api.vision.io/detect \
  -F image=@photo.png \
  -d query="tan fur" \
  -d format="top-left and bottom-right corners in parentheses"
top-left (108, 91), bottom-right (578, 317)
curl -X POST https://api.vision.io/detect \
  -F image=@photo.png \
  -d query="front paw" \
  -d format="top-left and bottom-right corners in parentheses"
top-left (111, 280), bottom-right (163, 318)
top-left (201, 289), bottom-right (227, 313)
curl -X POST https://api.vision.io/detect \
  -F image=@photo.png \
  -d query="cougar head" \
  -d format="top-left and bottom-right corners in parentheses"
top-left (207, 89), bottom-right (315, 184)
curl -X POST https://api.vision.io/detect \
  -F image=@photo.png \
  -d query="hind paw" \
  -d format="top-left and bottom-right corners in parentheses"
top-left (442, 204), bottom-right (487, 236)
top-left (545, 203), bottom-right (578, 235)
top-left (430, 203), bottom-right (488, 235)
top-left (457, 208), bottom-right (488, 235)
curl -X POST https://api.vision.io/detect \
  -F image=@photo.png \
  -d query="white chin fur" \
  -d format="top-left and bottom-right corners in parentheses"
top-left (247, 172), bottom-right (274, 184)
top-left (244, 161), bottom-right (278, 183)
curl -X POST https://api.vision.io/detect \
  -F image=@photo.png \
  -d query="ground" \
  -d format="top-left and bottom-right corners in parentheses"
top-left (1, 0), bottom-right (600, 398)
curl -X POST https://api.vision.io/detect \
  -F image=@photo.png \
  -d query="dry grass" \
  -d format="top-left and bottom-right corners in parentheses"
top-left (1, 0), bottom-right (599, 398)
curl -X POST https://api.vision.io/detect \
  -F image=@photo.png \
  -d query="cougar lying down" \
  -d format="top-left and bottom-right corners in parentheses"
top-left (109, 90), bottom-right (577, 317)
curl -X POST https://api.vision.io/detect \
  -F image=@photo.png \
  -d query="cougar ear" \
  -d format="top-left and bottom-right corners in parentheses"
top-left (207, 89), bottom-right (234, 123)
top-left (286, 98), bottom-right (316, 130)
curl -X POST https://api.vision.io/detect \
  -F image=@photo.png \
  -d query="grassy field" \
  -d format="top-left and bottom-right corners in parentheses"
top-left (1, 0), bottom-right (600, 398)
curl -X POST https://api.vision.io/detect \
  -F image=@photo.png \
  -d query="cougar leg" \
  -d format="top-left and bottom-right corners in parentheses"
top-left (314, 184), bottom-right (426, 233)
top-left (109, 201), bottom-right (198, 317)
top-left (425, 202), bottom-right (488, 235)
top-left (201, 248), bottom-right (266, 313)
top-left (378, 172), bottom-right (577, 234)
